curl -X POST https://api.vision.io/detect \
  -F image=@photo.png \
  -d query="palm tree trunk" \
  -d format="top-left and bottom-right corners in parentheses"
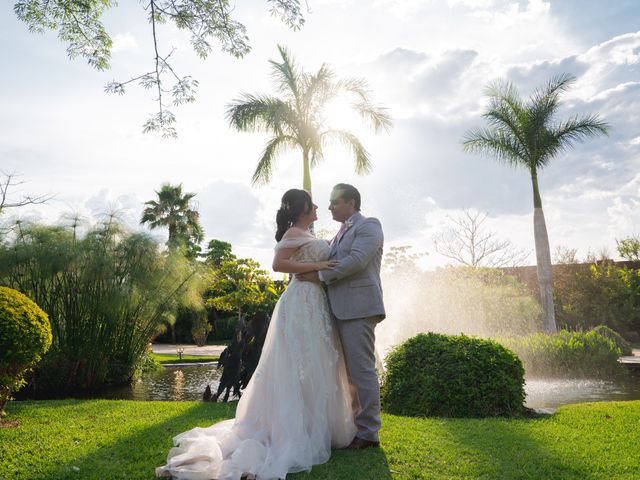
top-left (168, 223), bottom-right (177, 248)
top-left (531, 169), bottom-right (557, 333)
top-left (302, 148), bottom-right (311, 193)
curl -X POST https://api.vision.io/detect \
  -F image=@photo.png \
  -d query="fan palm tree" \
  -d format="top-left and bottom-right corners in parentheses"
top-left (463, 73), bottom-right (609, 333)
top-left (141, 183), bottom-right (204, 255)
top-left (226, 45), bottom-right (392, 193)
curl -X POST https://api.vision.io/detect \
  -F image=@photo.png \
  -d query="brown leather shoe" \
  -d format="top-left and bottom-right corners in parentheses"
top-left (346, 437), bottom-right (380, 450)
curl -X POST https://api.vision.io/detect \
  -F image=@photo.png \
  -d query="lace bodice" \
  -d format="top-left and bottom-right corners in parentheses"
top-left (275, 237), bottom-right (330, 263)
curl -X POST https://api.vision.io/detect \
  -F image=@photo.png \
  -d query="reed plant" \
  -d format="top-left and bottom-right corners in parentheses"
top-left (0, 218), bottom-right (201, 393)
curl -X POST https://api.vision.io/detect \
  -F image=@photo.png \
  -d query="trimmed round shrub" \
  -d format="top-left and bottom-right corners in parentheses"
top-left (591, 325), bottom-right (632, 356)
top-left (0, 286), bottom-right (52, 416)
top-left (382, 332), bottom-right (525, 417)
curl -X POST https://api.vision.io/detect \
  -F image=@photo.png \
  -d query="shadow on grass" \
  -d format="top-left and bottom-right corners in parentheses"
top-left (291, 447), bottom-right (393, 480)
top-left (15, 400), bottom-right (388, 480)
top-left (18, 400), bottom-right (235, 480)
top-left (439, 414), bottom-right (601, 480)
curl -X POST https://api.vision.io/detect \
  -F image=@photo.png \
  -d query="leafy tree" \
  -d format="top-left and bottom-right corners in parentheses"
top-left (226, 45), bottom-right (392, 194)
top-left (463, 74), bottom-right (609, 332)
top-left (206, 258), bottom-right (280, 322)
top-left (141, 183), bottom-right (204, 258)
top-left (14, 0), bottom-right (305, 137)
top-left (617, 236), bottom-right (640, 261)
top-left (203, 239), bottom-right (236, 266)
top-left (553, 261), bottom-right (640, 337)
top-left (383, 245), bottom-right (426, 275)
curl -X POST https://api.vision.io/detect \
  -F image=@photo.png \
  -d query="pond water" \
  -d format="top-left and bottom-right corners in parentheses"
top-left (31, 364), bottom-right (640, 411)
top-left (524, 377), bottom-right (640, 411)
top-left (97, 364), bottom-right (223, 401)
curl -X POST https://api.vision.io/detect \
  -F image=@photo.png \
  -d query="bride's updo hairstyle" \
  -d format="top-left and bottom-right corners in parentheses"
top-left (275, 189), bottom-right (312, 241)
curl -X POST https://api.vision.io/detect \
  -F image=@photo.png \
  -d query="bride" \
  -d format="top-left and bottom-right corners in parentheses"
top-left (156, 189), bottom-right (357, 480)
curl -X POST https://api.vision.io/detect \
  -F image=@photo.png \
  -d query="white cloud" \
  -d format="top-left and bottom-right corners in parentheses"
top-left (2, 0), bottom-right (639, 268)
top-left (111, 32), bottom-right (139, 52)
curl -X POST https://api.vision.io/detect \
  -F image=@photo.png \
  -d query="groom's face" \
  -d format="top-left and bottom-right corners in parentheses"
top-left (329, 189), bottom-right (355, 222)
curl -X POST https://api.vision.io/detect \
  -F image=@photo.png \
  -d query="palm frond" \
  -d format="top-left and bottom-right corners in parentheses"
top-left (555, 114), bottom-right (610, 141)
top-left (352, 101), bottom-right (393, 133)
top-left (530, 73), bottom-right (576, 111)
top-left (535, 114), bottom-right (610, 167)
top-left (269, 44), bottom-right (301, 102)
top-left (462, 127), bottom-right (527, 168)
top-left (322, 129), bottom-right (372, 175)
top-left (304, 64), bottom-right (336, 118)
top-left (485, 79), bottom-right (522, 111)
top-left (336, 77), bottom-right (369, 102)
top-left (226, 94), bottom-right (293, 134)
top-left (527, 74), bottom-right (577, 145)
top-left (251, 135), bottom-right (299, 185)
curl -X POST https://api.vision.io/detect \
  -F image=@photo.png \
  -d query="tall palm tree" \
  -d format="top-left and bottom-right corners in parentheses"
top-left (141, 183), bottom-right (204, 254)
top-left (226, 45), bottom-right (392, 193)
top-left (463, 73), bottom-right (609, 333)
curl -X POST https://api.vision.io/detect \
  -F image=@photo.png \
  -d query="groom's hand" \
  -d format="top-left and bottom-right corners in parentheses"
top-left (296, 271), bottom-right (321, 284)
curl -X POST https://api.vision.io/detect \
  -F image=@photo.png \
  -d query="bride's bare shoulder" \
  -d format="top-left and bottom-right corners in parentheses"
top-left (281, 227), bottom-right (314, 240)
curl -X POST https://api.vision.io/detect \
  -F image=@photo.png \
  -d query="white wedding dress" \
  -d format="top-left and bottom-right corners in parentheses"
top-left (156, 237), bottom-right (357, 480)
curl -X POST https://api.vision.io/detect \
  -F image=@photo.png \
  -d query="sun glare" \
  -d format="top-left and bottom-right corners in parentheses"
top-left (323, 99), bottom-right (362, 133)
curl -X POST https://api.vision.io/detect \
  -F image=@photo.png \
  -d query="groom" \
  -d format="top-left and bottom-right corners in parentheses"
top-left (298, 183), bottom-right (385, 449)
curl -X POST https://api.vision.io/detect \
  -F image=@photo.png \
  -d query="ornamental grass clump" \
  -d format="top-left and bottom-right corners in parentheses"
top-left (0, 218), bottom-right (202, 394)
top-left (382, 332), bottom-right (526, 418)
top-left (0, 287), bottom-right (51, 416)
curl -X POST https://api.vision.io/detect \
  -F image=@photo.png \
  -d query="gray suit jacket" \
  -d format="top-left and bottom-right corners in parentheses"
top-left (322, 212), bottom-right (385, 321)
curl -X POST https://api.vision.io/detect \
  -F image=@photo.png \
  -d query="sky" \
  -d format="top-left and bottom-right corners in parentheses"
top-left (1, 0), bottom-right (639, 271)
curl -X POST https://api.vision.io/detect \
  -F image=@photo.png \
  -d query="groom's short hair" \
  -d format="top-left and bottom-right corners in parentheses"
top-left (333, 183), bottom-right (361, 211)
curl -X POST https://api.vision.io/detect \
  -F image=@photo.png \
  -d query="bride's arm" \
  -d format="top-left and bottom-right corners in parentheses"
top-left (272, 247), bottom-right (337, 274)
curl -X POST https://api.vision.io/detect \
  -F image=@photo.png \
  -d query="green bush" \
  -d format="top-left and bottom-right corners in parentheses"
top-left (382, 332), bottom-right (525, 418)
top-left (499, 330), bottom-right (625, 378)
top-left (0, 286), bottom-right (51, 416)
top-left (135, 351), bottom-right (164, 376)
top-left (591, 325), bottom-right (632, 356)
top-left (190, 309), bottom-right (212, 347)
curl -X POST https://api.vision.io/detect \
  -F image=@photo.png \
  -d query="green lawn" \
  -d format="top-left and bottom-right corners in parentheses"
top-left (150, 353), bottom-right (219, 364)
top-left (1, 399), bottom-right (639, 479)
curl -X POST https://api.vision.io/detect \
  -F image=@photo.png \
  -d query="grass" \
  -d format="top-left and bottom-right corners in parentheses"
top-left (149, 353), bottom-right (219, 364)
top-left (2, 400), bottom-right (640, 479)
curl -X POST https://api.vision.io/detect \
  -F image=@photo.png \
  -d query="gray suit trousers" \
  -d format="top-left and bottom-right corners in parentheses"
top-left (336, 316), bottom-right (381, 443)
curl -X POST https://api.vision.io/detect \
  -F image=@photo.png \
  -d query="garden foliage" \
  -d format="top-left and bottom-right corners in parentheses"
top-left (382, 332), bottom-right (526, 418)
top-left (591, 325), bottom-right (632, 356)
top-left (0, 219), bottom-right (201, 393)
top-left (553, 261), bottom-right (640, 340)
top-left (499, 329), bottom-right (625, 378)
top-left (0, 286), bottom-right (51, 415)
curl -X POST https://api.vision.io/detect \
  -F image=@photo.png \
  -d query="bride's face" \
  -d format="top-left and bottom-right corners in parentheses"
top-left (297, 202), bottom-right (318, 226)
